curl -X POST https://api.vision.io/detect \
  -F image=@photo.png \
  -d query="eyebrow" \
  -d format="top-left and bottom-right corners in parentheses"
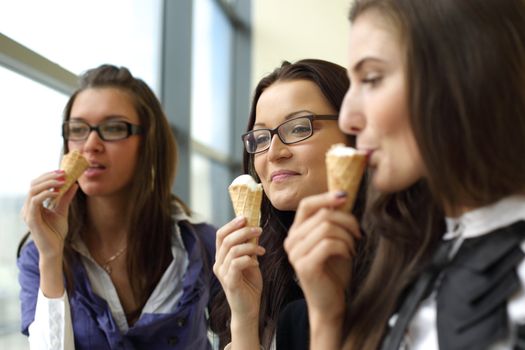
top-left (352, 56), bottom-right (386, 73)
top-left (253, 110), bottom-right (313, 128)
top-left (69, 115), bottom-right (131, 122)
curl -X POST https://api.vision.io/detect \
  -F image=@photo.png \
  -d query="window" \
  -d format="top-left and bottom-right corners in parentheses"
top-left (0, 66), bottom-right (67, 348)
top-left (191, 0), bottom-right (234, 154)
top-left (186, 0), bottom-right (251, 225)
top-left (0, 1), bottom-right (162, 346)
top-left (0, 0), bottom-right (161, 92)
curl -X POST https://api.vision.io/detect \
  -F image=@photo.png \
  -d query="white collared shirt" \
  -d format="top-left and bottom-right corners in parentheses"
top-left (402, 195), bottom-right (525, 349)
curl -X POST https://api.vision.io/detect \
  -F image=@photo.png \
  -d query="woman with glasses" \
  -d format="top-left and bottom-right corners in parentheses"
top-left (17, 64), bottom-right (217, 349)
top-left (209, 59), bottom-right (365, 350)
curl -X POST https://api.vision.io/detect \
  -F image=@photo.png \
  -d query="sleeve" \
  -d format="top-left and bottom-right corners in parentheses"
top-left (18, 242), bottom-right (75, 350)
top-left (28, 290), bottom-right (75, 350)
top-left (18, 241), bottom-right (41, 335)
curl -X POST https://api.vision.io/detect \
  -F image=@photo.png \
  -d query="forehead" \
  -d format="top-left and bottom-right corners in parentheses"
top-left (255, 80), bottom-right (333, 125)
top-left (71, 87), bottom-right (139, 123)
top-left (348, 10), bottom-right (404, 69)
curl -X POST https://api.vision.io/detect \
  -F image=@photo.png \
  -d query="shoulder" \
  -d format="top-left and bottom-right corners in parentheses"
top-left (191, 222), bottom-right (217, 259)
top-left (181, 221), bottom-right (216, 245)
top-left (177, 220), bottom-right (217, 259)
top-left (192, 222), bottom-right (217, 238)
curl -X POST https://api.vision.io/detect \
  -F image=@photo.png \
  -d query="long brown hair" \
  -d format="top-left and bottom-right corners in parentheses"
top-left (343, 0), bottom-right (525, 349)
top-left (209, 59), bottom-right (357, 349)
top-left (19, 65), bottom-right (189, 320)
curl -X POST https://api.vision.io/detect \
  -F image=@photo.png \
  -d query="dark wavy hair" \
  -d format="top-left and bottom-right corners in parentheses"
top-left (18, 64), bottom-right (189, 322)
top-left (342, 0), bottom-right (525, 349)
top-left (209, 59), bottom-right (359, 349)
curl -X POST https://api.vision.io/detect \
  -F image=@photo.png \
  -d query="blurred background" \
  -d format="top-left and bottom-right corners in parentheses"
top-left (0, 0), bottom-right (350, 347)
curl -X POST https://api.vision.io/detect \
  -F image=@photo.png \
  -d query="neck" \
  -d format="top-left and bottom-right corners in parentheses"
top-left (85, 195), bottom-right (130, 249)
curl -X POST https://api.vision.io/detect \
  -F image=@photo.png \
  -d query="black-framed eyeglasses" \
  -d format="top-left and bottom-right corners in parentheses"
top-left (242, 114), bottom-right (338, 154)
top-left (62, 120), bottom-right (143, 141)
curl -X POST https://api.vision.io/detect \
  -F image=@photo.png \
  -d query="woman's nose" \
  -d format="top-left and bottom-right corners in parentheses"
top-left (267, 134), bottom-right (292, 161)
top-left (82, 130), bottom-right (104, 152)
top-left (339, 88), bottom-right (366, 135)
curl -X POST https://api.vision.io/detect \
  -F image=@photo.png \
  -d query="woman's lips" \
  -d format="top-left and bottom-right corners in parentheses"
top-left (84, 164), bottom-right (106, 177)
top-left (270, 170), bottom-right (300, 183)
top-left (365, 150), bottom-right (378, 168)
top-left (357, 147), bottom-right (376, 162)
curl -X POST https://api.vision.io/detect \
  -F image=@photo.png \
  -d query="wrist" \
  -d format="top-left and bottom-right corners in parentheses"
top-left (39, 255), bottom-right (65, 298)
top-left (230, 316), bottom-right (260, 350)
top-left (309, 311), bottom-right (344, 349)
top-left (37, 242), bottom-right (65, 261)
top-left (310, 317), bottom-right (343, 349)
top-left (39, 253), bottom-right (64, 270)
top-left (309, 305), bottom-right (345, 325)
top-left (230, 312), bottom-right (259, 333)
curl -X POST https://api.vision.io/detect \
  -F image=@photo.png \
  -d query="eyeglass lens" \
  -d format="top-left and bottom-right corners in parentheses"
top-left (65, 121), bottom-right (131, 141)
top-left (244, 117), bottom-right (313, 153)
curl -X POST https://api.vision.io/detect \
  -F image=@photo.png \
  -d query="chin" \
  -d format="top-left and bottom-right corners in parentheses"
top-left (269, 197), bottom-right (299, 212)
top-left (79, 184), bottom-right (108, 197)
top-left (373, 175), bottom-right (416, 194)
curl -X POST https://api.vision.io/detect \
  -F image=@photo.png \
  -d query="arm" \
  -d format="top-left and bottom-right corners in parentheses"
top-left (284, 192), bottom-right (361, 350)
top-left (212, 216), bottom-right (265, 350)
top-left (21, 170), bottom-right (78, 297)
top-left (19, 170), bottom-right (79, 349)
top-left (18, 243), bottom-right (75, 350)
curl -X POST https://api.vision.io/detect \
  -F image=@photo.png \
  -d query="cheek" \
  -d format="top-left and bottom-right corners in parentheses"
top-left (67, 142), bottom-right (80, 152)
top-left (338, 92), bottom-right (352, 134)
top-left (369, 105), bottom-right (404, 144)
top-left (115, 142), bottom-right (140, 172)
top-left (304, 152), bottom-right (329, 192)
top-left (253, 156), bottom-right (266, 182)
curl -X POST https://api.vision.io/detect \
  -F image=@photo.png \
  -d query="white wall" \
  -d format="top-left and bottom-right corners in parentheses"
top-left (252, 0), bottom-right (353, 86)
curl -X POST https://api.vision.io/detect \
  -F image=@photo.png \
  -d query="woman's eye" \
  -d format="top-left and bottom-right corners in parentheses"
top-left (256, 134), bottom-right (270, 145)
top-left (291, 125), bottom-right (311, 135)
top-left (70, 126), bottom-right (86, 134)
top-left (362, 75), bottom-right (382, 86)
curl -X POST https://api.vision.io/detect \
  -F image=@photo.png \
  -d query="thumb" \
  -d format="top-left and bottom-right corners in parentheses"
top-left (55, 183), bottom-right (79, 215)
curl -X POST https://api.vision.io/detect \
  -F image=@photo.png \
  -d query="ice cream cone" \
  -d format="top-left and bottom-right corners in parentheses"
top-left (51, 150), bottom-right (89, 207)
top-left (228, 175), bottom-right (263, 244)
top-left (326, 144), bottom-right (367, 212)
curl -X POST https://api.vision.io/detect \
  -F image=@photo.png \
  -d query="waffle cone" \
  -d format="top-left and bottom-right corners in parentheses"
top-left (51, 150), bottom-right (89, 206)
top-left (228, 184), bottom-right (263, 244)
top-left (326, 150), bottom-right (367, 212)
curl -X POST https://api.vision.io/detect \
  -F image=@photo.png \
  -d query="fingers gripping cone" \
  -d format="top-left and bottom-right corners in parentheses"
top-left (228, 175), bottom-right (263, 244)
top-left (51, 150), bottom-right (89, 208)
top-left (326, 144), bottom-right (367, 212)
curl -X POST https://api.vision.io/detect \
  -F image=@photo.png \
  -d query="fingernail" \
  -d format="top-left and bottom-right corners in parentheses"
top-left (54, 170), bottom-right (65, 174)
top-left (335, 191), bottom-right (347, 198)
top-left (251, 227), bottom-right (262, 235)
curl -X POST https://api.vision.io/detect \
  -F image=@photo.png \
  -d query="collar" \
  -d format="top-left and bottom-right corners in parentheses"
top-left (444, 195), bottom-right (525, 241)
